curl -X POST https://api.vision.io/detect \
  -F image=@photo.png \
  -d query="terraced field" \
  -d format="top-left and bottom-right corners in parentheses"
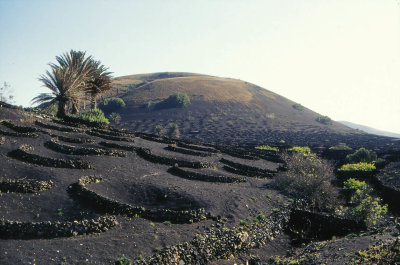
top-left (0, 103), bottom-right (399, 264)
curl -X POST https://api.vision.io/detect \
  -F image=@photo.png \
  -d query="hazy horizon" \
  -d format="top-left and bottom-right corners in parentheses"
top-left (1, 0), bottom-right (399, 134)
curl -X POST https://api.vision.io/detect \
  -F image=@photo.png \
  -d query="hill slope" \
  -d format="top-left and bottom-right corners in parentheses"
top-left (107, 72), bottom-right (358, 145)
top-left (339, 120), bottom-right (400, 139)
top-left (1, 103), bottom-right (399, 264)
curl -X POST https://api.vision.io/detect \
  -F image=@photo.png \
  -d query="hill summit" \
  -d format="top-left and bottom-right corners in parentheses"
top-left (108, 72), bottom-right (355, 145)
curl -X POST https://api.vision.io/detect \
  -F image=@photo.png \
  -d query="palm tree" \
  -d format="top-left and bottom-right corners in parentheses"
top-left (32, 50), bottom-right (93, 117)
top-left (85, 60), bottom-right (113, 109)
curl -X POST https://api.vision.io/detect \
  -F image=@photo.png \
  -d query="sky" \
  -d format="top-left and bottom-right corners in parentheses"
top-left (0, 0), bottom-right (399, 133)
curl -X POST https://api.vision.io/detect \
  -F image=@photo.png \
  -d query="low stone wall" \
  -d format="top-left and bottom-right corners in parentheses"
top-left (322, 148), bottom-right (353, 163)
top-left (52, 118), bottom-right (87, 128)
top-left (0, 179), bottom-right (53, 193)
top-left (167, 166), bottom-right (246, 183)
top-left (98, 141), bottom-right (137, 152)
top-left (129, 209), bottom-right (290, 265)
top-left (176, 142), bottom-right (219, 153)
top-left (0, 216), bottom-right (118, 239)
top-left (68, 176), bottom-right (209, 224)
top-left (217, 146), bottom-right (259, 160)
top-left (165, 145), bottom-right (212, 157)
top-left (44, 139), bottom-right (126, 157)
top-left (109, 127), bottom-right (137, 136)
top-left (35, 120), bottom-right (83, 133)
top-left (336, 170), bottom-right (377, 181)
top-left (139, 134), bottom-right (176, 144)
top-left (136, 148), bottom-right (214, 169)
top-left (87, 130), bottom-right (135, 142)
top-left (8, 148), bottom-right (92, 169)
top-left (220, 158), bottom-right (277, 178)
top-left (51, 134), bottom-right (95, 144)
top-left (255, 153), bottom-right (285, 163)
top-left (0, 128), bottom-right (39, 138)
top-left (1, 120), bottom-right (38, 133)
top-left (373, 169), bottom-right (400, 213)
top-left (92, 128), bottom-right (135, 137)
top-left (287, 209), bottom-right (366, 242)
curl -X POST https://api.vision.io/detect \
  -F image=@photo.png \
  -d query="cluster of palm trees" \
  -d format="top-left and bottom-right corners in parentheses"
top-left (32, 50), bottom-right (113, 118)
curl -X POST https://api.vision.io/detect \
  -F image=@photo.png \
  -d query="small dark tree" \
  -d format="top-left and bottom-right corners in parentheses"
top-left (346, 148), bottom-right (377, 163)
top-left (99, 97), bottom-right (126, 113)
top-left (0, 82), bottom-right (15, 104)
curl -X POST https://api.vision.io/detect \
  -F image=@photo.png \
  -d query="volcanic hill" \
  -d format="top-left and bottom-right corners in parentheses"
top-left (108, 72), bottom-right (361, 146)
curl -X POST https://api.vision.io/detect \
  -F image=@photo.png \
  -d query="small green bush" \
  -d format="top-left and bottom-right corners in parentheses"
top-left (288, 146), bottom-right (319, 162)
top-left (346, 148), bottom-right (377, 163)
top-left (329, 143), bottom-right (352, 151)
top-left (316, 115), bottom-right (332, 125)
top-left (255, 145), bottom-right (279, 152)
top-left (115, 255), bottom-right (132, 265)
top-left (109, 112), bottom-right (121, 124)
top-left (240, 219), bottom-right (249, 226)
top-left (338, 162), bottom-right (376, 172)
top-left (255, 213), bottom-right (265, 222)
top-left (168, 123), bottom-right (180, 138)
top-left (99, 97), bottom-right (126, 113)
top-left (292, 103), bottom-right (305, 111)
top-left (71, 109), bottom-right (109, 124)
top-left (343, 178), bottom-right (367, 191)
top-left (341, 179), bottom-right (388, 226)
top-left (163, 93), bottom-right (190, 108)
top-left (155, 125), bottom-right (164, 135)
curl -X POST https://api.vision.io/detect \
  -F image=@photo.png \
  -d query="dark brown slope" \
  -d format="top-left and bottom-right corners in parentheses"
top-left (108, 72), bottom-right (360, 145)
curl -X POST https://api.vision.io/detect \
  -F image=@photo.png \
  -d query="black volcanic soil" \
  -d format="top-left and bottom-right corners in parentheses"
top-left (1, 103), bottom-right (400, 264)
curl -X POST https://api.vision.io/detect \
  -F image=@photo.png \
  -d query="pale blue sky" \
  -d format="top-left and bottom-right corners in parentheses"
top-left (1, 0), bottom-right (399, 133)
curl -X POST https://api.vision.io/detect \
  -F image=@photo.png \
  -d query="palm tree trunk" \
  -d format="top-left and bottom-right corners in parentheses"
top-left (71, 102), bottom-right (79, 114)
top-left (91, 96), bottom-right (97, 109)
top-left (57, 101), bottom-right (66, 118)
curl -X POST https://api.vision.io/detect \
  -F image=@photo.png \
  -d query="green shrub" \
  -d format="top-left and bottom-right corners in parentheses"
top-left (155, 125), bottom-right (164, 135)
top-left (343, 178), bottom-right (367, 191)
top-left (255, 213), bottom-right (265, 222)
top-left (71, 109), bottom-right (109, 124)
top-left (162, 93), bottom-right (190, 108)
top-left (99, 97), bottom-right (126, 113)
top-left (115, 255), bottom-right (132, 265)
top-left (292, 103), bottom-right (305, 111)
top-left (255, 145), bottom-right (279, 152)
top-left (329, 143), bottom-right (352, 151)
top-left (272, 150), bottom-right (338, 211)
top-left (341, 179), bottom-right (388, 226)
top-left (239, 219), bottom-right (249, 226)
top-left (338, 162), bottom-right (376, 172)
top-left (168, 123), bottom-right (180, 138)
top-left (315, 115), bottom-right (332, 125)
top-left (109, 112), bottom-right (121, 124)
top-left (288, 146), bottom-right (319, 162)
top-left (346, 148), bottom-right (377, 163)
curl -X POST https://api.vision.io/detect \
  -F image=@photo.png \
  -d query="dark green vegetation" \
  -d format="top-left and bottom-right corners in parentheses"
top-left (315, 115), bottom-right (332, 125)
top-left (70, 108), bottom-right (110, 125)
top-left (99, 97), bottom-right (126, 113)
top-left (1, 71), bottom-right (400, 264)
top-left (156, 93), bottom-right (191, 109)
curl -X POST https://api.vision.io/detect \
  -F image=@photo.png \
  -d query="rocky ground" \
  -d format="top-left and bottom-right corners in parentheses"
top-left (0, 102), bottom-right (399, 264)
